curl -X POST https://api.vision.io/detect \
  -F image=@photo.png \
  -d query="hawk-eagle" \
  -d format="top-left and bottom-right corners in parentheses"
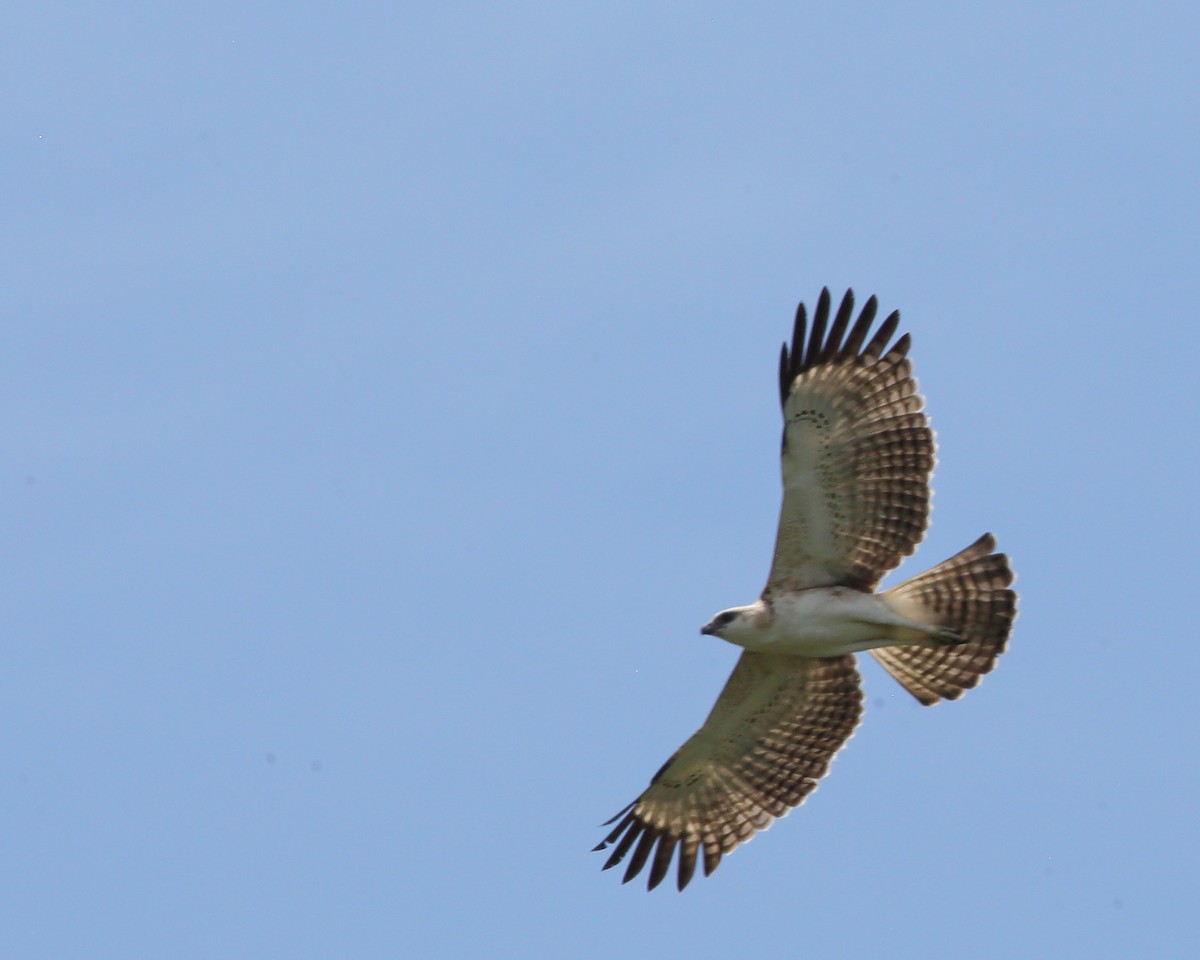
top-left (595, 288), bottom-right (1017, 890)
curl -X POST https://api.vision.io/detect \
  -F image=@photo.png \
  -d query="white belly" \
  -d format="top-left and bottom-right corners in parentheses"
top-left (751, 587), bottom-right (925, 656)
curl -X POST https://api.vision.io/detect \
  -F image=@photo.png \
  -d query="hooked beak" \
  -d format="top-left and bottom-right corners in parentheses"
top-left (700, 623), bottom-right (716, 636)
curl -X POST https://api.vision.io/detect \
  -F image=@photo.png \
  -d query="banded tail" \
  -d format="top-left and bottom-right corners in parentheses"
top-left (874, 534), bottom-right (1016, 705)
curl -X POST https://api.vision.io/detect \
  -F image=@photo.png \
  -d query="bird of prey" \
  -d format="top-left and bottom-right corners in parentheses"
top-left (595, 288), bottom-right (1016, 891)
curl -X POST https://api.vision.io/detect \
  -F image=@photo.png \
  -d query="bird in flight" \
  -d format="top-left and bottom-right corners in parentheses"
top-left (595, 288), bottom-right (1017, 891)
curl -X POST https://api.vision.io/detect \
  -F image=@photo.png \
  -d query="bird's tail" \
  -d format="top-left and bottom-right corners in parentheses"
top-left (874, 534), bottom-right (1016, 705)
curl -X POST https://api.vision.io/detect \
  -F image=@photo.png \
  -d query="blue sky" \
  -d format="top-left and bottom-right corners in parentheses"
top-left (4, 2), bottom-right (1199, 957)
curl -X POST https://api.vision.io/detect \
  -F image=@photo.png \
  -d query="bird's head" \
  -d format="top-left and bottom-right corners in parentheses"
top-left (700, 601), bottom-right (769, 646)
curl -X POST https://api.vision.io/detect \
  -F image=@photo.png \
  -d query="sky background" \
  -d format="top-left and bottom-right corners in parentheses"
top-left (4, 2), bottom-right (1199, 958)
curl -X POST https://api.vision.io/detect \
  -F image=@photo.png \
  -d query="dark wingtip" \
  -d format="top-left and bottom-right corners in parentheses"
top-left (817, 288), bottom-right (855, 364)
top-left (778, 301), bottom-right (807, 408)
top-left (839, 294), bottom-right (877, 358)
top-left (622, 829), bottom-right (659, 885)
top-left (863, 308), bottom-right (901, 360)
top-left (596, 806), bottom-right (639, 870)
top-left (602, 829), bottom-right (636, 871)
top-left (646, 835), bottom-right (677, 891)
top-left (778, 341), bottom-right (790, 407)
top-left (783, 287), bottom-right (917, 411)
top-left (804, 287), bottom-right (831, 370)
top-left (782, 288), bottom-right (909, 383)
top-left (600, 801), bottom-right (635, 828)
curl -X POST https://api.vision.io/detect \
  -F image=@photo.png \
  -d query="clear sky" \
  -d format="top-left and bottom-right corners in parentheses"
top-left (4, 3), bottom-right (1198, 958)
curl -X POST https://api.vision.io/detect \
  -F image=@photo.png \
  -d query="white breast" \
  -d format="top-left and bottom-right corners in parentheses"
top-left (754, 587), bottom-right (918, 657)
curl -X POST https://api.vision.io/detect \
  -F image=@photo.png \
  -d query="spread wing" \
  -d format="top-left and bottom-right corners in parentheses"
top-left (766, 288), bottom-right (935, 593)
top-left (594, 652), bottom-right (862, 891)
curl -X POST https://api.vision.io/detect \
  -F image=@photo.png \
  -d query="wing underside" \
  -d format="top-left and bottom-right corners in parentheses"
top-left (767, 288), bottom-right (935, 593)
top-left (594, 652), bottom-right (862, 890)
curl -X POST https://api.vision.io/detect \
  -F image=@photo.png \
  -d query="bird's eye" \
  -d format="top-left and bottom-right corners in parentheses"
top-left (716, 612), bottom-right (736, 628)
